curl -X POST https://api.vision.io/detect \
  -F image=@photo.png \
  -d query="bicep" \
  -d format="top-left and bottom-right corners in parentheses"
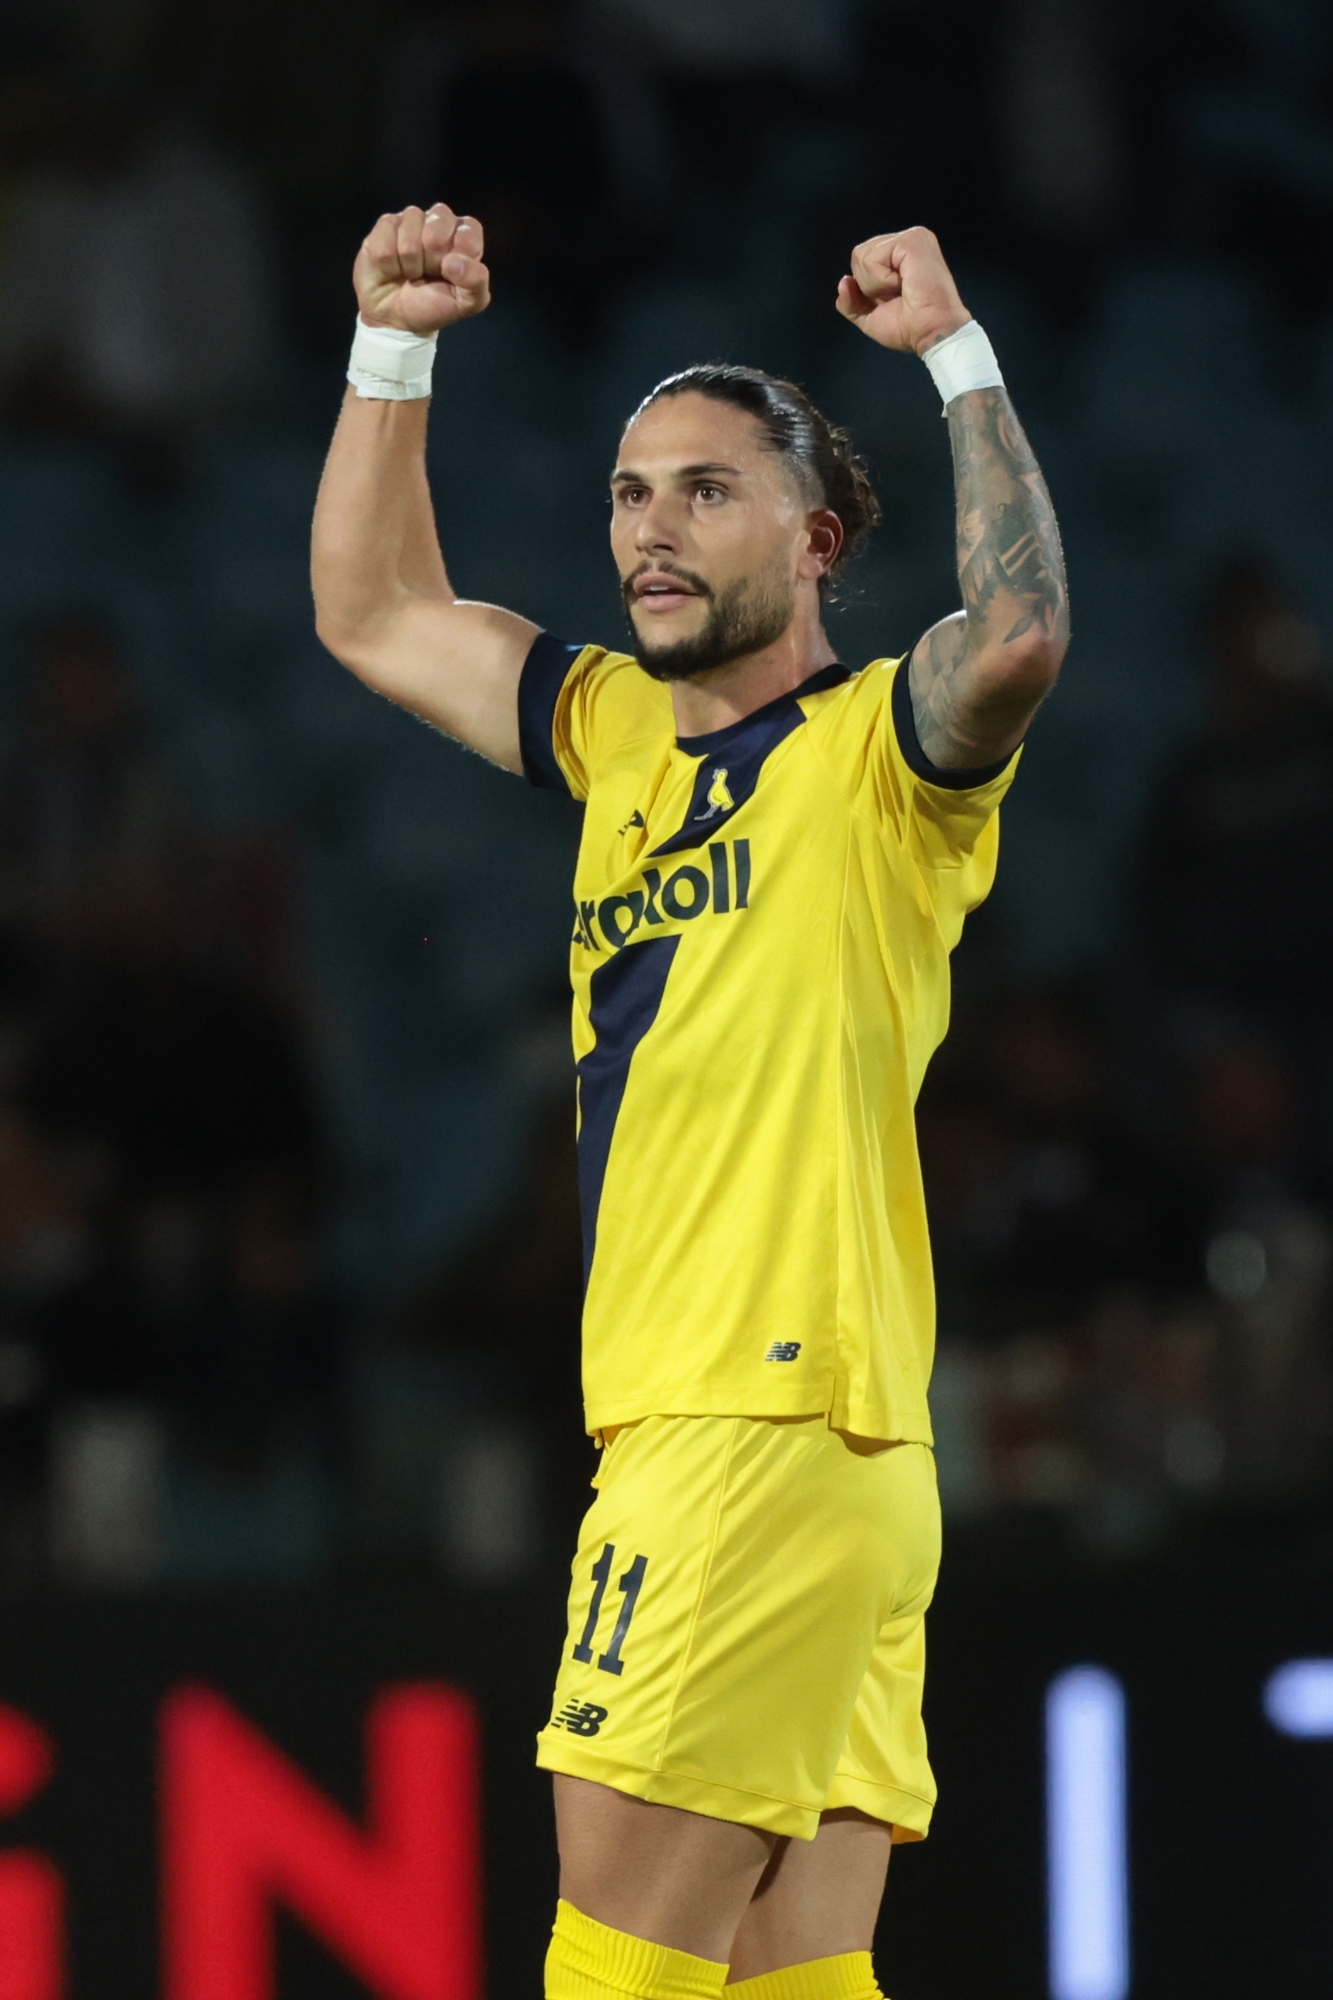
top-left (909, 612), bottom-right (1053, 771)
top-left (322, 597), bottom-right (540, 773)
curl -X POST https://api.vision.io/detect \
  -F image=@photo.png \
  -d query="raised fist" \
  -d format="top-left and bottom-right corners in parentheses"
top-left (354, 204), bottom-right (490, 335)
top-left (835, 226), bottom-right (970, 357)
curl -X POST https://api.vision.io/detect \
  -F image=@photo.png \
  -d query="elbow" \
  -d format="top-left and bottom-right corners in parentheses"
top-left (311, 567), bottom-right (349, 655)
top-left (313, 607), bottom-right (359, 667)
top-left (310, 555), bottom-right (385, 669)
top-left (314, 610), bottom-right (385, 690)
top-left (313, 603), bottom-right (352, 657)
top-left (975, 630), bottom-right (1066, 708)
top-left (1014, 629), bottom-right (1067, 696)
top-left (312, 586), bottom-right (381, 671)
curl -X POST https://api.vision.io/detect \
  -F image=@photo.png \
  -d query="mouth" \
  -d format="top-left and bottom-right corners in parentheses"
top-left (629, 570), bottom-right (706, 616)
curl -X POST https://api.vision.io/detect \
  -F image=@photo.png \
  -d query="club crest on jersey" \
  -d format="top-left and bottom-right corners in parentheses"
top-left (694, 767), bottom-right (734, 821)
top-left (572, 838), bottom-right (751, 952)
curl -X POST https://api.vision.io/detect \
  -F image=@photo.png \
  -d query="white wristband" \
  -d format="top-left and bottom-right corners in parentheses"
top-left (920, 319), bottom-right (1004, 407)
top-left (347, 316), bottom-right (438, 401)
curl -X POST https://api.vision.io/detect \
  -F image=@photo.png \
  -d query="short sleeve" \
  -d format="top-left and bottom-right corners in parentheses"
top-left (889, 655), bottom-right (1013, 793)
top-left (809, 656), bottom-right (1020, 876)
top-left (517, 634), bottom-right (668, 803)
top-left (518, 633), bottom-right (588, 795)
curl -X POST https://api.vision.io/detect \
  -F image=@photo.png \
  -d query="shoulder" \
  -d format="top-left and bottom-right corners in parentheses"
top-left (801, 655), bottom-right (904, 731)
top-left (520, 635), bottom-right (629, 709)
top-left (798, 655), bottom-right (902, 767)
top-left (557, 643), bottom-right (670, 740)
top-left (807, 655), bottom-right (1019, 841)
top-left (519, 636), bottom-right (670, 796)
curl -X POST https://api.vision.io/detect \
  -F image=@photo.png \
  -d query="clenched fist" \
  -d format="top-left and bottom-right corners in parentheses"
top-left (354, 204), bottom-right (491, 336)
top-left (835, 227), bottom-right (970, 356)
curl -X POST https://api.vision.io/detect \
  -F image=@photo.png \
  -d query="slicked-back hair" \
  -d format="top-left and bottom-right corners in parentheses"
top-left (629, 364), bottom-right (881, 592)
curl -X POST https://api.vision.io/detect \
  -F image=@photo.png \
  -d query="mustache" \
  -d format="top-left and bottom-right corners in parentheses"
top-left (620, 561), bottom-right (713, 610)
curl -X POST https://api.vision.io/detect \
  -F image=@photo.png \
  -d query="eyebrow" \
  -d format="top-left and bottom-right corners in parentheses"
top-left (610, 461), bottom-right (744, 486)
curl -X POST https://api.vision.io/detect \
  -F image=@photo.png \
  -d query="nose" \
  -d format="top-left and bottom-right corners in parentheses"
top-left (633, 489), bottom-right (684, 557)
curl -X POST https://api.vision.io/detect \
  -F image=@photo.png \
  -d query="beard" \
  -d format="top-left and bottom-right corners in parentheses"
top-left (624, 562), bottom-right (796, 684)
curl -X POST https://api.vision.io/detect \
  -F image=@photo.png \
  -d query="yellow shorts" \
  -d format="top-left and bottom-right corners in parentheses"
top-left (535, 1413), bottom-right (941, 1843)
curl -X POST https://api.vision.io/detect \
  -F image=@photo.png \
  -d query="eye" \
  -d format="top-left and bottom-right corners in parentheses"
top-left (694, 483), bottom-right (726, 503)
top-left (614, 484), bottom-right (649, 507)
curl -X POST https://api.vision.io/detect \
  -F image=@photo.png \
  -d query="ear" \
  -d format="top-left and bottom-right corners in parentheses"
top-left (798, 508), bottom-right (844, 582)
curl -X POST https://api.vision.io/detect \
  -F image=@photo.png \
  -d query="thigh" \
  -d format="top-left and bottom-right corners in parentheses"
top-left (727, 1809), bottom-right (893, 1981)
top-left (554, 1772), bottom-right (775, 1963)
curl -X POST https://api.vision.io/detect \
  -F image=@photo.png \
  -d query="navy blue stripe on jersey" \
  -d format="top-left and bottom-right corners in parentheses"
top-left (650, 663), bottom-right (852, 856)
top-left (519, 633), bottom-right (585, 792)
top-left (891, 655), bottom-right (1014, 790)
top-left (576, 935), bottom-right (680, 1289)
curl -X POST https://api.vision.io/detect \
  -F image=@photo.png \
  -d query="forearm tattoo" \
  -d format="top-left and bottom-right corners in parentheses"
top-left (912, 388), bottom-right (1069, 767)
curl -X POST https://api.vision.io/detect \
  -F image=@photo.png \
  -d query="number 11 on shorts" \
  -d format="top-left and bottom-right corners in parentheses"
top-left (572, 1543), bottom-right (649, 1675)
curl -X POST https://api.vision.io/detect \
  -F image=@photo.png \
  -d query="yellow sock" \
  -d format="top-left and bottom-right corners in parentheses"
top-left (546, 1898), bottom-right (731, 1999)
top-left (723, 1954), bottom-right (883, 1999)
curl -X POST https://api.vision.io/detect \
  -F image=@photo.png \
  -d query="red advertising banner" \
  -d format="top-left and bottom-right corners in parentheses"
top-left (160, 1685), bottom-right (481, 2000)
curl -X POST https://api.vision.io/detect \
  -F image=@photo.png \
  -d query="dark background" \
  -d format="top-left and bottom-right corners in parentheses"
top-left (1, 0), bottom-right (1333, 1990)
top-left (5, 1558), bottom-right (1333, 1996)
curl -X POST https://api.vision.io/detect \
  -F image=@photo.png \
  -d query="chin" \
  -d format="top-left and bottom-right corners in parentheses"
top-left (631, 628), bottom-right (698, 674)
top-left (633, 644), bottom-right (729, 687)
top-left (632, 608), bottom-right (703, 646)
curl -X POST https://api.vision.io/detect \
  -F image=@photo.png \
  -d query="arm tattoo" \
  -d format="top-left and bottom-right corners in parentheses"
top-left (911, 387), bottom-right (1069, 769)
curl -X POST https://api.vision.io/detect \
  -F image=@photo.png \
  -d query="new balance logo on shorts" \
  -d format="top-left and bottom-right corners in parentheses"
top-left (550, 1699), bottom-right (609, 1737)
top-left (764, 1341), bottom-right (802, 1362)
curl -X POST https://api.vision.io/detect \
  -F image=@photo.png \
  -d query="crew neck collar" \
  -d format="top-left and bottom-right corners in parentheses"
top-left (675, 663), bottom-right (851, 756)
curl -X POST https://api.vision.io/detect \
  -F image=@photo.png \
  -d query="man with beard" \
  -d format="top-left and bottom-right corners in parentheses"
top-left (312, 204), bottom-right (1068, 1999)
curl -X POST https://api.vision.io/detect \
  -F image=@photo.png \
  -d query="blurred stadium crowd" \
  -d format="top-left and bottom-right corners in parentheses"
top-left (0, 0), bottom-right (1331, 1588)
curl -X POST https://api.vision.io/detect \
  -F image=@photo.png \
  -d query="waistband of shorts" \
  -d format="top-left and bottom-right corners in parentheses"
top-left (594, 1414), bottom-right (920, 1453)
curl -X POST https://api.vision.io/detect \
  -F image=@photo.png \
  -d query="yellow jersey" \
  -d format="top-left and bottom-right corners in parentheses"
top-left (519, 636), bottom-right (1017, 1443)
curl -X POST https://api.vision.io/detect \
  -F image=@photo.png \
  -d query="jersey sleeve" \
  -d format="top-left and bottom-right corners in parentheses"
top-left (812, 656), bottom-right (1020, 931)
top-left (887, 653), bottom-right (1015, 796)
top-left (835, 656), bottom-right (1019, 844)
top-left (518, 634), bottom-right (662, 803)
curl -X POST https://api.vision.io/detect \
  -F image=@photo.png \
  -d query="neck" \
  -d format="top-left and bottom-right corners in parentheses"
top-left (668, 606), bottom-right (837, 738)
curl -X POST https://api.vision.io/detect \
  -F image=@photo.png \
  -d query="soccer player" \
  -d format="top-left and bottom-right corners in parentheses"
top-left (312, 205), bottom-right (1068, 1999)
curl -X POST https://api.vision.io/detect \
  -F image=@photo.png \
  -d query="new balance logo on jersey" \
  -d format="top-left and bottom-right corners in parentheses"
top-left (550, 1699), bottom-right (609, 1737)
top-left (573, 838), bottom-right (751, 952)
top-left (764, 1341), bottom-right (802, 1362)
top-left (694, 768), bottom-right (734, 821)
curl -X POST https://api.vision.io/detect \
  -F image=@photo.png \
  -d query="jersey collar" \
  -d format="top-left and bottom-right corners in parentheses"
top-left (674, 662), bottom-right (851, 757)
top-left (649, 663), bottom-right (852, 858)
